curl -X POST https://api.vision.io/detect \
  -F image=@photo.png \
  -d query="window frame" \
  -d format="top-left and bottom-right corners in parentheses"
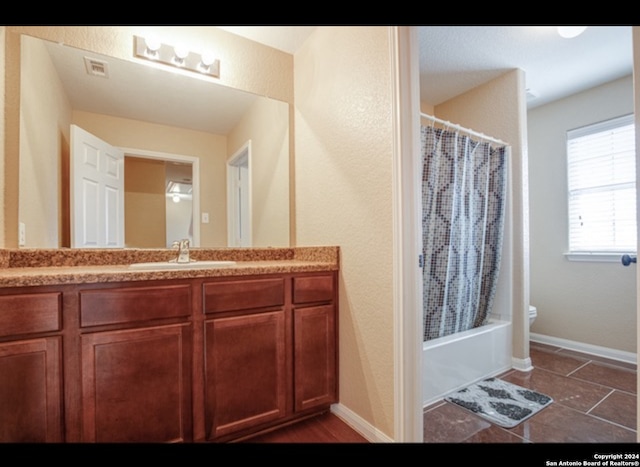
top-left (564, 113), bottom-right (636, 262)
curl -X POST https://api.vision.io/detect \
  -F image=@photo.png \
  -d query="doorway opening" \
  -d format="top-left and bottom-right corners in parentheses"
top-left (122, 148), bottom-right (201, 248)
top-left (227, 141), bottom-right (252, 247)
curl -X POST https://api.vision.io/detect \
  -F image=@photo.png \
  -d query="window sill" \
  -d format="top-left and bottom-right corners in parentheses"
top-left (564, 252), bottom-right (634, 263)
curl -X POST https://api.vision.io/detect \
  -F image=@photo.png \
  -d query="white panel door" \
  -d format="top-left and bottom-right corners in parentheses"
top-left (70, 125), bottom-right (125, 248)
top-left (227, 143), bottom-right (252, 247)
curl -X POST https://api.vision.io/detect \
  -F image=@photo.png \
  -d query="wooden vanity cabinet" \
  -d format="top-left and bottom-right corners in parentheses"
top-left (292, 274), bottom-right (337, 412)
top-left (0, 267), bottom-right (337, 443)
top-left (203, 277), bottom-right (288, 441)
top-left (78, 282), bottom-right (193, 443)
top-left (203, 272), bottom-right (338, 442)
top-left (0, 290), bottom-right (63, 442)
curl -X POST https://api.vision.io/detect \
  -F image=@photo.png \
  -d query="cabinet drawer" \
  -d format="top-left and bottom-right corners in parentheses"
top-left (203, 278), bottom-right (285, 314)
top-left (0, 293), bottom-right (62, 338)
top-left (293, 275), bottom-right (335, 304)
top-left (80, 285), bottom-right (191, 327)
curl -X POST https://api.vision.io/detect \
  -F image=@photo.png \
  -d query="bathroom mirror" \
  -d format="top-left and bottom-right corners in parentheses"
top-left (17, 34), bottom-right (290, 249)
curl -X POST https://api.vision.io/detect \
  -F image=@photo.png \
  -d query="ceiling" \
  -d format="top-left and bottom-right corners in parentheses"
top-left (38, 26), bottom-right (634, 141)
top-left (40, 36), bottom-right (258, 135)
top-left (417, 25), bottom-right (633, 109)
top-left (221, 25), bottom-right (634, 110)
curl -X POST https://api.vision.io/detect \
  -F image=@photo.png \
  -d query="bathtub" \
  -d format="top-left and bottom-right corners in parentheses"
top-left (422, 319), bottom-right (513, 407)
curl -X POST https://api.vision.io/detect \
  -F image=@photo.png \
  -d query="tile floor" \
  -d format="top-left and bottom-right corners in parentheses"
top-left (423, 341), bottom-right (637, 443)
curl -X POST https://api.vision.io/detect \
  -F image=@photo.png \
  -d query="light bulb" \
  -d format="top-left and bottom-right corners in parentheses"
top-left (144, 36), bottom-right (161, 58)
top-left (174, 46), bottom-right (189, 59)
top-left (201, 52), bottom-right (215, 66)
top-left (198, 52), bottom-right (216, 73)
top-left (173, 45), bottom-right (189, 66)
top-left (172, 194), bottom-right (181, 203)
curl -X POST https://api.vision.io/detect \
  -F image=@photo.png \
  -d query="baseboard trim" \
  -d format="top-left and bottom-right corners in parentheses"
top-left (330, 403), bottom-right (394, 443)
top-left (512, 356), bottom-right (533, 372)
top-left (530, 332), bottom-right (637, 365)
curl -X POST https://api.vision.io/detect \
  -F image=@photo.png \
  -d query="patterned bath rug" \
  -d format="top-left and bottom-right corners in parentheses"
top-left (444, 377), bottom-right (553, 428)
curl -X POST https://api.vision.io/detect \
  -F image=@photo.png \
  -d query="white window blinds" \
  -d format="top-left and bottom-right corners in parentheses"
top-left (567, 114), bottom-right (636, 254)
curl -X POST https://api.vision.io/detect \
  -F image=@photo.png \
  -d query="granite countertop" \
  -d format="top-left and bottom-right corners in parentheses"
top-left (0, 246), bottom-right (339, 288)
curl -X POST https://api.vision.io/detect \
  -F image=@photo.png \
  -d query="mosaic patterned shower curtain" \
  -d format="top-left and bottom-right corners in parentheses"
top-left (421, 125), bottom-right (508, 341)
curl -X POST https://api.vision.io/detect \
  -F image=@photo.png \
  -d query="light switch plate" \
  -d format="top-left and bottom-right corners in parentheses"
top-left (19, 222), bottom-right (26, 246)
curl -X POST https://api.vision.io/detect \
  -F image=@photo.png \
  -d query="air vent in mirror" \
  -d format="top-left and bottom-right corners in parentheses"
top-left (84, 57), bottom-right (109, 78)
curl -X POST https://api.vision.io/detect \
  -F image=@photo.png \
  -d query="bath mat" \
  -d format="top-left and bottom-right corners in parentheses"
top-left (444, 378), bottom-right (553, 428)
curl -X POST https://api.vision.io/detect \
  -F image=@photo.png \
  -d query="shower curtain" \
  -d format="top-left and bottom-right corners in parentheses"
top-left (421, 125), bottom-right (508, 341)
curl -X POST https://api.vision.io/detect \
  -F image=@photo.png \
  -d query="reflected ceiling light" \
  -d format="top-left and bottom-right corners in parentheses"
top-left (557, 26), bottom-right (587, 39)
top-left (172, 194), bottom-right (181, 203)
top-left (134, 35), bottom-right (220, 78)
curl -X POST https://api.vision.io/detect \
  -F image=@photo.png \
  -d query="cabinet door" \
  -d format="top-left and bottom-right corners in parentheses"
top-left (0, 337), bottom-right (62, 442)
top-left (81, 324), bottom-right (192, 442)
top-left (293, 304), bottom-right (337, 412)
top-left (205, 310), bottom-right (286, 440)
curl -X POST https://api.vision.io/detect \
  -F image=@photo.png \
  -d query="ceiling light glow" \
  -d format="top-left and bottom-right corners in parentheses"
top-left (557, 26), bottom-right (587, 39)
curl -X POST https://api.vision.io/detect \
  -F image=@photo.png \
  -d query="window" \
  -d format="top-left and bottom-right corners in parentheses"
top-left (567, 114), bottom-right (636, 258)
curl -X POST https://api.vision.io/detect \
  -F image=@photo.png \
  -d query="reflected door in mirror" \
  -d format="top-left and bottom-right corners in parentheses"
top-left (70, 125), bottom-right (125, 248)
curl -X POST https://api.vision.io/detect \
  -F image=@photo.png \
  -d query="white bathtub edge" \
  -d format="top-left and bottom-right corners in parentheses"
top-left (422, 320), bottom-right (513, 407)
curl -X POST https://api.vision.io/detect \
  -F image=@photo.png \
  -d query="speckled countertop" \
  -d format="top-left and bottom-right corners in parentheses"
top-left (0, 246), bottom-right (339, 288)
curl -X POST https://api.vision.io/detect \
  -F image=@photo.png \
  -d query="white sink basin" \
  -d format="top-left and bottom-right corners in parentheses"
top-left (129, 260), bottom-right (236, 270)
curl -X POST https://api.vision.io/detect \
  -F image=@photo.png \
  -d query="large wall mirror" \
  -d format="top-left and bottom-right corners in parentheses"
top-left (17, 33), bottom-right (290, 249)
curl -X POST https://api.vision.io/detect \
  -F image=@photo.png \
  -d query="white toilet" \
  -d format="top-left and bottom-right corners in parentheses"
top-left (529, 305), bottom-right (538, 327)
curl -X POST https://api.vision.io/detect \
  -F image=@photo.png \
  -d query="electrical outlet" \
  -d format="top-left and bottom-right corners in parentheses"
top-left (201, 213), bottom-right (210, 224)
top-left (19, 222), bottom-right (26, 246)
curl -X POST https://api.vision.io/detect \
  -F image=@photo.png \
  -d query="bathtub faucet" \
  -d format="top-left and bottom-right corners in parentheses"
top-left (172, 238), bottom-right (191, 263)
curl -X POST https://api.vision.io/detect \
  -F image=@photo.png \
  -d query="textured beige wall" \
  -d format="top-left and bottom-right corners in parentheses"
top-left (124, 157), bottom-right (166, 248)
top-left (19, 34), bottom-right (72, 247)
top-left (0, 27), bottom-right (5, 247)
top-left (3, 26), bottom-right (293, 248)
top-left (228, 96), bottom-right (290, 247)
top-left (433, 70), bottom-right (529, 363)
top-left (294, 26), bottom-right (396, 438)
top-left (528, 76), bottom-right (636, 353)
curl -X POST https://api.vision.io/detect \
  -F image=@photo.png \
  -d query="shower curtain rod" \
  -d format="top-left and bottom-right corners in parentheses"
top-left (420, 112), bottom-right (509, 146)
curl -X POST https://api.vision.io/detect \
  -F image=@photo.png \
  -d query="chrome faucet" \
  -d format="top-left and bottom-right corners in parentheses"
top-left (172, 238), bottom-right (191, 263)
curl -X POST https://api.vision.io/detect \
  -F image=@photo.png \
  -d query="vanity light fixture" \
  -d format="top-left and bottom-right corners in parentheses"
top-left (134, 35), bottom-right (220, 78)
